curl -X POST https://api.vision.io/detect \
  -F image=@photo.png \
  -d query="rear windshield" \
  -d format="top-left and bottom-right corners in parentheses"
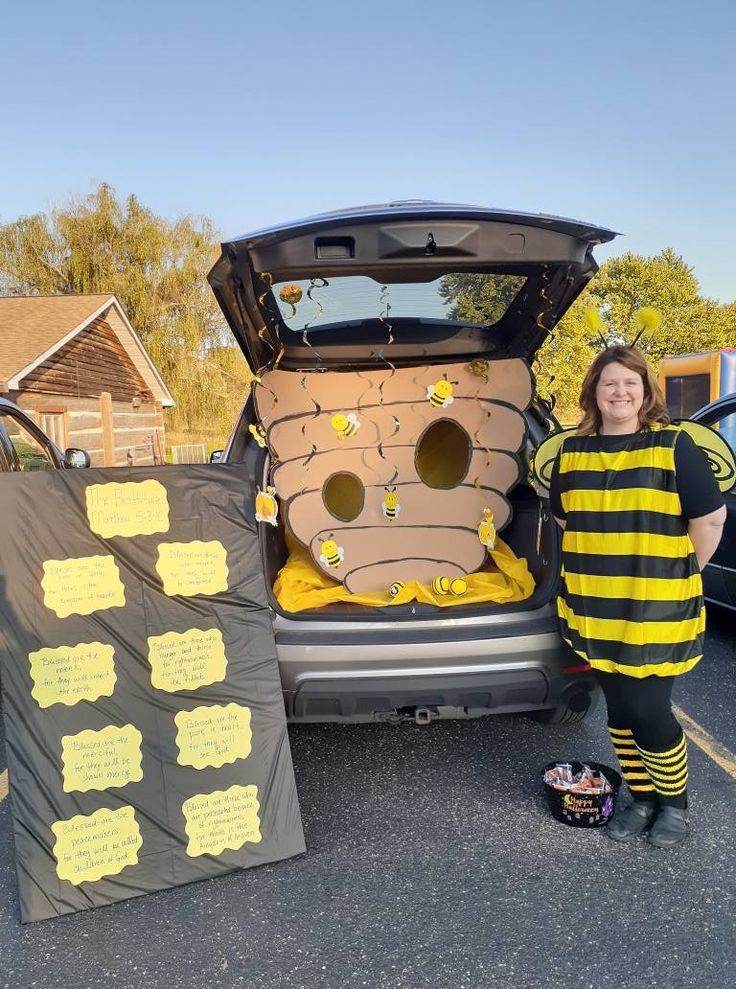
top-left (270, 273), bottom-right (526, 330)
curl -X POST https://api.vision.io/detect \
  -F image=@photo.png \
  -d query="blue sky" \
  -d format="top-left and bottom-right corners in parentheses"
top-left (2, 0), bottom-right (734, 302)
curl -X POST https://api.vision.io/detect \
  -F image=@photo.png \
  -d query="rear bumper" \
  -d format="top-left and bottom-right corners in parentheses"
top-left (273, 608), bottom-right (595, 721)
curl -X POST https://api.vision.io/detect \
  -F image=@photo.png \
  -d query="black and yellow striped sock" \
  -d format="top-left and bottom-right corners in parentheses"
top-left (636, 733), bottom-right (688, 808)
top-left (608, 727), bottom-right (656, 801)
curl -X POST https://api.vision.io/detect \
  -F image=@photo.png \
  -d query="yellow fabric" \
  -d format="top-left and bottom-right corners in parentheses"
top-left (563, 572), bottom-right (703, 602)
top-left (559, 445), bottom-right (675, 473)
top-left (560, 487), bottom-right (681, 515)
top-left (563, 641), bottom-right (703, 677)
top-left (589, 656), bottom-right (702, 678)
top-left (273, 533), bottom-right (536, 613)
top-left (557, 598), bottom-right (706, 646)
top-left (561, 530), bottom-right (692, 558)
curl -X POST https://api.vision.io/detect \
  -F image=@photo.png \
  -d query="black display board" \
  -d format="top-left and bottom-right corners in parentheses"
top-left (0, 465), bottom-right (305, 922)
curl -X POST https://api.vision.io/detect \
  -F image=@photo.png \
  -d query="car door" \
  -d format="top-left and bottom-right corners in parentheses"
top-left (0, 407), bottom-right (63, 471)
top-left (693, 398), bottom-right (736, 608)
top-left (0, 416), bottom-right (17, 471)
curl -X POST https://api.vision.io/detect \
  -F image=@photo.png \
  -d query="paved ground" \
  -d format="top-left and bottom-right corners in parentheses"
top-left (1, 608), bottom-right (734, 989)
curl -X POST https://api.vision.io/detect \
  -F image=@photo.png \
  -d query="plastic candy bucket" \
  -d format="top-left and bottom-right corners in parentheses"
top-left (543, 761), bottom-right (622, 828)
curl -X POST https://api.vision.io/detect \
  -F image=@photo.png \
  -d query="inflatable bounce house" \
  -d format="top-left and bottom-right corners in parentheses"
top-left (659, 349), bottom-right (736, 452)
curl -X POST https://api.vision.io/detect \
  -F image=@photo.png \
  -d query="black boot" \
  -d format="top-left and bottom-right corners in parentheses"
top-left (647, 806), bottom-right (688, 848)
top-left (606, 800), bottom-right (657, 841)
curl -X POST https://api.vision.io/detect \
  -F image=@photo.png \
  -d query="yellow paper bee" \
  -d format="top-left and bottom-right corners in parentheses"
top-left (319, 538), bottom-right (344, 569)
top-left (248, 423), bottom-right (267, 448)
top-left (389, 580), bottom-right (405, 597)
top-left (432, 576), bottom-right (467, 596)
top-left (255, 485), bottom-right (279, 526)
top-left (331, 412), bottom-right (361, 439)
top-left (382, 486), bottom-right (400, 521)
top-left (432, 575), bottom-right (450, 595)
top-left (477, 508), bottom-right (496, 550)
top-left (426, 377), bottom-right (454, 409)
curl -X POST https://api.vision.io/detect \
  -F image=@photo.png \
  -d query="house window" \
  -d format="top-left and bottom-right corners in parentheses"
top-left (38, 412), bottom-right (67, 448)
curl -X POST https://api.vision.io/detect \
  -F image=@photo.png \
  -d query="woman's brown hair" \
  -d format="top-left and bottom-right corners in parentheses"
top-left (577, 345), bottom-right (670, 435)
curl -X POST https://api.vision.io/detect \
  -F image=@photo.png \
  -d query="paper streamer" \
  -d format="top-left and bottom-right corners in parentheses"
top-left (249, 271), bottom-right (283, 408)
top-left (355, 370), bottom-right (375, 412)
top-left (376, 442), bottom-right (399, 486)
top-left (376, 285), bottom-right (397, 405)
top-left (297, 372), bottom-right (322, 477)
top-left (366, 285), bottom-right (399, 484)
top-left (468, 360), bottom-right (494, 489)
top-left (302, 277), bottom-right (328, 364)
top-left (531, 269), bottom-right (558, 413)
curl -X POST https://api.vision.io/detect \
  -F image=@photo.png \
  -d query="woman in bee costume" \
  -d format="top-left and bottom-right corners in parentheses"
top-left (548, 341), bottom-right (726, 848)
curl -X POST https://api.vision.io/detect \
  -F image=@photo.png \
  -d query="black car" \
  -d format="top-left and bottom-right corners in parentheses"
top-left (0, 397), bottom-right (89, 472)
top-left (690, 393), bottom-right (736, 610)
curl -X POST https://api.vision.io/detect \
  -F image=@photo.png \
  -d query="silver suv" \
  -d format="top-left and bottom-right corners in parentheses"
top-left (208, 202), bottom-right (618, 725)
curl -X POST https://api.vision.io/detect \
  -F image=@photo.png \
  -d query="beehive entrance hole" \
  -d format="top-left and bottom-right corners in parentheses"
top-left (416, 419), bottom-right (471, 488)
top-left (323, 472), bottom-right (365, 521)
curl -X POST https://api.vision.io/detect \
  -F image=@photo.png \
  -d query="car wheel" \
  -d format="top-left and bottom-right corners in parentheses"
top-left (528, 689), bottom-right (599, 725)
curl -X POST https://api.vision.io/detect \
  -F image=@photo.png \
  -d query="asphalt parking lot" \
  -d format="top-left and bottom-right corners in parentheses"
top-left (1, 607), bottom-right (735, 989)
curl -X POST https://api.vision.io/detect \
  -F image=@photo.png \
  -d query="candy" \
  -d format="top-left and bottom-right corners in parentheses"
top-left (543, 763), bottom-right (613, 796)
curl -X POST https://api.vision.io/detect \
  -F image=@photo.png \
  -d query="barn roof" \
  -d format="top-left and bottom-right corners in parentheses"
top-left (0, 294), bottom-right (174, 405)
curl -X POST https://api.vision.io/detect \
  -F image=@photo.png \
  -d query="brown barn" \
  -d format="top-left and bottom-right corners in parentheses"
top-left (0, 294), bottom-right (173, 466)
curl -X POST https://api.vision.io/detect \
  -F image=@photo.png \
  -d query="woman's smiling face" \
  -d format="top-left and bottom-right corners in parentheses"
top-left (595, 361), bottom-right (645, 433)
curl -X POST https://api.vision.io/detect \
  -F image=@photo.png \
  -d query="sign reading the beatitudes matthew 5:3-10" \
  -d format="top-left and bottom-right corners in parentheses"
top-left (0, 465), bottom-right (305, 923)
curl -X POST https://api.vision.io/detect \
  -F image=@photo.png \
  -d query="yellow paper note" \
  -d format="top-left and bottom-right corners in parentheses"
top-left (61, 724), bottom-right (144, 793)
top-left (85, 479), bottom-right (170, 538)
top-left (182, 784), bottom-right (261, 857)
top-left (174, 703), bottom-right (252, 769)
top-left (147, 628), bottom-right (227, 693)
top-left (51, 806), bottom-right (142, 885)
top-left (42, 556), bottom-right (125, 618)
top-left (29, 642), bottom-right (116, 709)
top-left (156, 541), bottom-right (229, 597)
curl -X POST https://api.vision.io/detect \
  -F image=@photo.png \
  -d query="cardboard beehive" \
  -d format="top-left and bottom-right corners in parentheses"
top-left (254, 360), bottom-right (532, 593)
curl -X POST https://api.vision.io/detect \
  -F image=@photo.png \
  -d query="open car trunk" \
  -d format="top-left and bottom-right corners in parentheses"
top-left (210, 203), bottom-right (616, 614)
top-left (231, 399), bottom-right (560, 620)
top-left (260, 475), bottom-right (559, 620)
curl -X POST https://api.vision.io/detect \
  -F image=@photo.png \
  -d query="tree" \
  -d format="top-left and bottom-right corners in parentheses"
top-left (587, 249), bottom-right (728, 362)
top-left (536, 249), bottom-right (734, 422)
top-left (535, 287), bottom-right (604, 423)
top-left (438, 273), bottom-right (526, 324)
top-left (0, 183), bottom-right (250, 437)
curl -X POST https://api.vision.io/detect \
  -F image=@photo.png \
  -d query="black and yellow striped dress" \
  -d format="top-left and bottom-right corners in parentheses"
top-left (552, 425), bottom-right (705, 678)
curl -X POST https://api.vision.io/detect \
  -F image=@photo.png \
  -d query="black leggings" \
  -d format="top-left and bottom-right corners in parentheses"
top-left (595, 671), bottom-right (688, 808)
top-left (595, 671), bottom-right (681, 750)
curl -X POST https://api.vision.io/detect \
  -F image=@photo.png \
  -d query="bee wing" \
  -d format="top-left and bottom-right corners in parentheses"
top-left (530, 428), bottom-right (576, 493)
top-left (319, 554), bottom-right (328, 565)
top-left (674, 420), bottom-right (736, 493)
top-left (443, 395), bottom-right (454, 407)
top-left (337, 546), bottom-right (345, 560)
top-left (347, 413), bottom-right (358, 425)
top-left (426, 385), bottom-right (434, 399)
